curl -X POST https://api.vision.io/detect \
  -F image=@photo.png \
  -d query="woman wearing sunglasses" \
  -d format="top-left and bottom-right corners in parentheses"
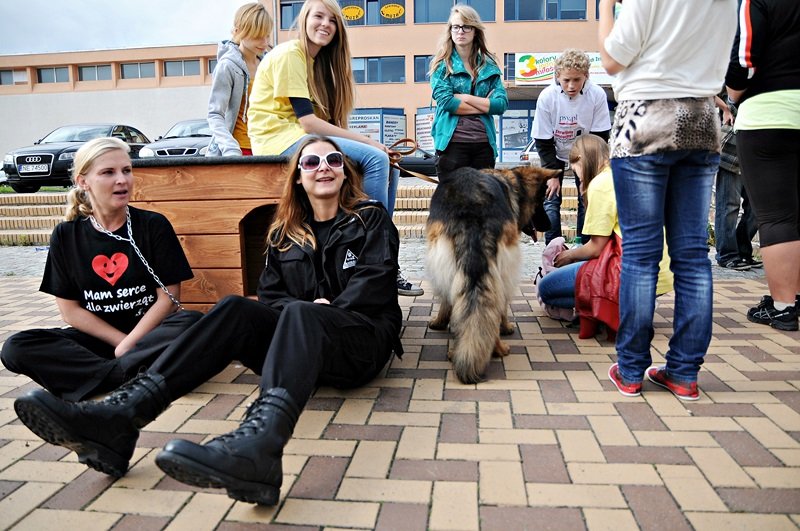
top-left (429, 4), bottom-right (507, 175)
top-left (246, 0), bottom-right (422, 296)
top-left (14, 136), bottom-right (403, 507)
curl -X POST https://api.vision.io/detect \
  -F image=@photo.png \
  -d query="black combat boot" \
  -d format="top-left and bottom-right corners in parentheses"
top-left (155, 387), bottom-right (300, 505)
top-left (14, 373), bottom-right (171, 477)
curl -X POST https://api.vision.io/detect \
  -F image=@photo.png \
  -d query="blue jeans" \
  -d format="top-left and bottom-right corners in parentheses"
top-left (544, 171), bottom-right (585, 244)
top-left (282, 136), bottom-right (399, 216)
top-left (714, 167), bottom-right (757, 264)
top-left (611, 150), bottom-right (718, 383)
top-left (537, 261), bottom-right (586, 309)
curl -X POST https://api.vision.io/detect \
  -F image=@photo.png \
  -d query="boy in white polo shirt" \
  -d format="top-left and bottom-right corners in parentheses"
top-left (532, 49), bottom-right (611, 244)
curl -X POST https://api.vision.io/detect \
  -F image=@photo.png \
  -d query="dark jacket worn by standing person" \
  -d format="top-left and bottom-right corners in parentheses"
top-left (725, 0), bottom-right (800, 103)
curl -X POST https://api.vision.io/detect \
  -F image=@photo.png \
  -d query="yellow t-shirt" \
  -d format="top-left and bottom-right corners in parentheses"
top-left (582, 166), bottom-right (673, 295)
top-left (232, 79), bottom-right (254, 150)
top-left (247, 40), bottom-right (312, 155)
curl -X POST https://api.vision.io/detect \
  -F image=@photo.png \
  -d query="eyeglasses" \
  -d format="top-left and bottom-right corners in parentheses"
top-left (298, 151), bottom-right (345, 172)
top-left (450, 24), bottom-right (474, 34)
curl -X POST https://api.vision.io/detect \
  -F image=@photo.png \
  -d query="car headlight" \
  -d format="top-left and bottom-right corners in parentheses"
top-left (3, 154), bottom-right (12, 164)
top-left (199, 145), bottom-right (208, 156)
top-left (58, 152), bottom-right (76, 161)
top-left (138, 147), bottom-right (155, 158)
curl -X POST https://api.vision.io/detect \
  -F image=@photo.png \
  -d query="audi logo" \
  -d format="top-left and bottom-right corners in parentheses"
top-left (25, 156), bottom-right (42, 163)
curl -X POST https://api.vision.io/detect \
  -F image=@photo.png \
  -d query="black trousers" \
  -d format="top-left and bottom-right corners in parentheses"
top-left (0, 310), bottom-right (203, 401)
top-left (148, 296), bottom-right (394, 409)
top-left (436, 141), bottom-right (495, 176)
top-left (737, 128), bottom-right (800, 247)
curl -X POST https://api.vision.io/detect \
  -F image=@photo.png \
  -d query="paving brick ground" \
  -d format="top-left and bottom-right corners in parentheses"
top-left (0, 245), bottom-right (798, 530)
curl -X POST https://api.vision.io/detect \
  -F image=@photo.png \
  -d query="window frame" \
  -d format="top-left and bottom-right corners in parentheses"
top-left (413, 55), bottom-right (433, 83)
top-left (36, 66), bottom-right (69, 84)
top-left (414, 0), bottom-right (494, 23)
top-left (120, 62), bottom-right (156, 80)
top-left (504, 0), bottom-right (586, 21)
top-left (77, 64), bottom-right (112, 82)
top-left (163, 59), bottom-right (201, 77)
top-left (352, 55), bottom-right (406, 84)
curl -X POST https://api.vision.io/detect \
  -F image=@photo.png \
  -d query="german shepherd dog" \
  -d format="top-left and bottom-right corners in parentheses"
top-left (425, 166), bottom-right (558, 384)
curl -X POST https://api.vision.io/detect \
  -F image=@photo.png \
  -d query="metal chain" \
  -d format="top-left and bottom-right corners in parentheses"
top-left (88, 207), bottom-right (184, 309)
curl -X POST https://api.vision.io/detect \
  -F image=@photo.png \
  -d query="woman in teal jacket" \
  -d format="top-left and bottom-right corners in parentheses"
top-left (429, 4), bottom-right (508, 176)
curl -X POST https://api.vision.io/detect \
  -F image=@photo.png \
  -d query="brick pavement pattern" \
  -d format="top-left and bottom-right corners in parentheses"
top-left (1, 273), bottom-right (799, 530)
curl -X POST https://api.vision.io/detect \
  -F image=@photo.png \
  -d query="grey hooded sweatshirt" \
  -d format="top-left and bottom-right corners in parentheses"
top-left (206, 40), bottom-right (259, 156)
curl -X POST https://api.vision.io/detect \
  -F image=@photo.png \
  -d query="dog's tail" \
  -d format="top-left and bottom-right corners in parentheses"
top-left (448, 229), bottom-right (506, 384)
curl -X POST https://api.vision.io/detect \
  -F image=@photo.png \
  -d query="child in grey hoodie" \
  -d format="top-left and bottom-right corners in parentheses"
top-left (206, 3), bottom-right (272, 157)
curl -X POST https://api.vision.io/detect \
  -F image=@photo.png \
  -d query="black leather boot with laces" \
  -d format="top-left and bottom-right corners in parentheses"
top-left (155, 387), bottom-right (300, 505)
top-left (14, 373), bottom-right (171, 477)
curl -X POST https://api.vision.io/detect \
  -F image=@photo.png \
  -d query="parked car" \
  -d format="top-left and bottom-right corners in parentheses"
top-left (518, 138), bottom-right (542, 166)
top-left (2, 123), bottom-right (151, 193)
top-left (138, 119), bottom-right (211, 158)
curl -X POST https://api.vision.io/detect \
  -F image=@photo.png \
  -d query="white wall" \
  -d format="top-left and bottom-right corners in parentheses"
top-left (0, 86), bottom-right (211, 155)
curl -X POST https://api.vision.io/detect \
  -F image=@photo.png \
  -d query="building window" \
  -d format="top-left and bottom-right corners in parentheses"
top-left (37, 67), bottom-right (69, 84)
top-left (280, 1), bottom-right (304, 30)
top-left (414, 55), bottom-right (432, 82)
top-left (340, 0), bottom-right (405, 25)
top-left (120, 62), bottom-right (156, 79)
top-left (164, 60), bottom-right (201, 77)
top-left (504, 53), bottom-right (516, 81)
top-left (0, 70), bottom-right (13, 85)
top-left (415, 0), bottom-right (453, 23)
top-left (352, 56), bottom-right (405, 83)
top-left (414, 0), bottom-right (494, 23)
top-left (505, 0), bottom-right (586, 21)
top-left (208, 58), bottom-right (218, 74)
top-left (78, 65), bottom-right (111, 81)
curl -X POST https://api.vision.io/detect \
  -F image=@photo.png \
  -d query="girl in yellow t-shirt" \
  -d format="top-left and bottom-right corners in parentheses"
top-left (537, 134), bottom-right (672, 311)
top-left (247, 0), bottom-right (421, 296)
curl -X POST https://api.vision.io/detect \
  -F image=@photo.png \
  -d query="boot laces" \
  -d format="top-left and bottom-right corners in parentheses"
top-left (101, 379), bottom-right (141, 406)
top-left (212, 398), bottom-right (272, 443)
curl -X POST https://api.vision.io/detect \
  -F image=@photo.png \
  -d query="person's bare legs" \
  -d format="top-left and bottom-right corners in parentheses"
top-left (761, 241), bottom-right (800, 303)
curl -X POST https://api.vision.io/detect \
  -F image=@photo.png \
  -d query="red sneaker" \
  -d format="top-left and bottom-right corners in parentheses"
top-left (646, 366), bottom-right (700, 401)
top-left (608, 363), bottom-right (642, 397)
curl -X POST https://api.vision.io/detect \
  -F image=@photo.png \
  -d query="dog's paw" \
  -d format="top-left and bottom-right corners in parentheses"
top-left (492, 339), bottom-right (511, 358)
top-left (499, 322), bottom-right (515, 336)
top-left (428, 319), bottom-right (450, 331)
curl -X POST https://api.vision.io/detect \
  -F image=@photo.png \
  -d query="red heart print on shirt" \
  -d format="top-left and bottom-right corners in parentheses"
top-left (92, 253), bottom-right (129, 286)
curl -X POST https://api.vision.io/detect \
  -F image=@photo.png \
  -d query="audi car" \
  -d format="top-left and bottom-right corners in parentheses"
top-left (138, 119), bottom-right (211, 158)
top-left (2, 123), bottom-right (151, 193)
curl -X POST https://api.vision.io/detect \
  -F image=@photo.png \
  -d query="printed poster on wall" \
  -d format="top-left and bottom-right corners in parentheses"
top-left (415, 108), bottom-right (435, 153)
top-left (515, 52), bottom-right (614, 86)
top-left (348, 113), bottom-right (382, 142)
top-left (382, 114), bottom-right (406, 145)
top-left (348, 109), bottom-right (406, 145)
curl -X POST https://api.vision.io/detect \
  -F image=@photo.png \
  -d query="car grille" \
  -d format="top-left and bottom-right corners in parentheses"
top-left (14, 153), bottom-right (54, 176)
top-left (155, 148), bottom-right (199, 157)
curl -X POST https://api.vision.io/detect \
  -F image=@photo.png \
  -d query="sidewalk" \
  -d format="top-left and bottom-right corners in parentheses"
top-left (0, 245), bottom-right (798, 530)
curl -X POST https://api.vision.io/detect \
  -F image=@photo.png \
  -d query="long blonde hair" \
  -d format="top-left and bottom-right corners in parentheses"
top-left (429, 4), bottom-right (498, 78)
top-left (65, 137), bottom-right (131, 221)
top-left (268, 136), bottom-right (367, 251)
top-left (568, 134), bottom-right (610, 207)
top-left (296, 0), bottom-right (354, 127)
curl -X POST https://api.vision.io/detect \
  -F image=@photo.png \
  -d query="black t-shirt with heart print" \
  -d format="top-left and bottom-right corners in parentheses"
top-left (40, 206), bottom-right (193, 334)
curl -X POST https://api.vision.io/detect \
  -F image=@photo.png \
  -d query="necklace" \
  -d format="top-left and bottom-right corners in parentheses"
top-left (88, 207), bottom-right (183, 309)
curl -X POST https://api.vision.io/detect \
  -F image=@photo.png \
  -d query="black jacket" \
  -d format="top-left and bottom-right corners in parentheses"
top-left (725, 0), bottom-right (800, 103)
top-left (257, 201), bottom-right (403, 354)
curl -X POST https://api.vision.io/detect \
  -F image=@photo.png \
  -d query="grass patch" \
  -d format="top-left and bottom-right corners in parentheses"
top-left (0, 185), bottom-right (69, 194)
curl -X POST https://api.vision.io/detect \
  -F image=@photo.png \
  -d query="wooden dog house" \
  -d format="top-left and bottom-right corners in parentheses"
top-left (132, 156), bottom-right (290, 312)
